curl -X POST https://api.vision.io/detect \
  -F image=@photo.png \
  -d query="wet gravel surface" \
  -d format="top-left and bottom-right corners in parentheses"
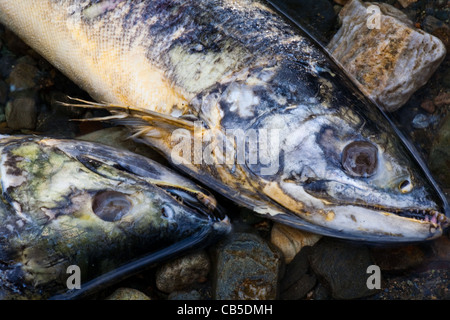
top-left (0, 0), bottom-right (449, 300)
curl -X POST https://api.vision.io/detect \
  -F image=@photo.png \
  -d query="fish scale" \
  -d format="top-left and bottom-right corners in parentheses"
top-left (0, 0), bottom-right (448, 243)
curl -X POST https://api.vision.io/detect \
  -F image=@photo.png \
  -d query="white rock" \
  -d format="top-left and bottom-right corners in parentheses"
top-left (327, 0), bottom-right (446, 112)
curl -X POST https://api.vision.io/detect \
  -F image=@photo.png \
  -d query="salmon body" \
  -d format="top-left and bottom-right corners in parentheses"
top-left (0, 0), bottom-right (448, 242)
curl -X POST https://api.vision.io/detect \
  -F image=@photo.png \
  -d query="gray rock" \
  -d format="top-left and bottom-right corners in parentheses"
top-left (155, 250), bottom-right (210, 294)
top-left (309, 238), bottom-right (378, 299)
top-left (213, 232), bottom-right (282, 300)
top-left (327, 0), bottom-right (446, 112)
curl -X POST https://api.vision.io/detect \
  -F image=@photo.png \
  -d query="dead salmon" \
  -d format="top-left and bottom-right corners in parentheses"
top-left (0, 134), bottom-right (230, 299)
top-left (0, 0), bottom-right (448, 242)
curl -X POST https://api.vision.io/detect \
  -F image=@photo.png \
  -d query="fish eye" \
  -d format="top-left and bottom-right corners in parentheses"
top-left (399, 179), bottom-right (413, 193)
top-left (92, 191), bottom-right (132, 222)
top-left (342, 141), bottom-right (378, 178)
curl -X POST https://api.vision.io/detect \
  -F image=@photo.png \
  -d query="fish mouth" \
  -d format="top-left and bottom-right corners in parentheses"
top-left (386, 207), bottom-right (448, 228)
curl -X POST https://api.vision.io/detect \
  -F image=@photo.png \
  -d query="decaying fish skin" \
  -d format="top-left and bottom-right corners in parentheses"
top-left (0, 135), bottom-right (230, 299)
top-left (0, 0), bottom-right (448, 242)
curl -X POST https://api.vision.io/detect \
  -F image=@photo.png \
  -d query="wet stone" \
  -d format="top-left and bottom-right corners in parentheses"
top-left (327, 0), bottom-right (446, 112)
top-left (213, 232), bottom-right (282, 300)
top-left (155, 250), bottom-right (210, 294)
top-left (308, 238), bottom-right (377, 299)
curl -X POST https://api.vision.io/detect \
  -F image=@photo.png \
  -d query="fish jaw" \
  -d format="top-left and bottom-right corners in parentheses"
top-left (256, 180), bottom-right (447, 242)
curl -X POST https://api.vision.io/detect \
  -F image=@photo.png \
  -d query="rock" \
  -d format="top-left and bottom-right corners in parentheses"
top-left (397, 0), bottom-right (417, 8)
top-left (5, 90), bottom-right (37, 130)
top-left (433, 91), bottom-right (450, 107)
top-left (309, 238), bottom-right (377, 299)
top-left (270, 223), bottom-right (321, 264)
top-left (213, 232), bottom-right (282, 300)
top-left (428, 113), bottom-right (450, 187)
top-left (105, 287), bottom-right (151, 300)
top-left (370, 245), bottom-right (425, 271)
top-left (7, 59), bottom-right (39, 92)
top-left (422, 15), bottom-right (448, 34)
top-left (327, 0), bottom-right (446, 112)
top-left (420, 100), bottom-right (435, 114)
top-left (432, 27), bottom-right (450, 52)
top-left (155, 250), bottom-right (210, 294)
top-left (333, 0), bottom-right (350, 6)
top-left (411, 113), bottom-right (439, 129)
top-left (280, 246), bottom-right (317, 300)
top-left (168, 290), bottom-right (204, 300)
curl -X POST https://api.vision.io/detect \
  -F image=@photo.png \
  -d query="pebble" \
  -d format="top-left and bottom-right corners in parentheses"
top-left (5, 91), bottom-right (37, 130)
top-left (213, 232), bottom-right (282, 300)
top-left (433, 91), bottom-right (450, 107)
top-left (420, 100), bottom-right (435, 113)
top-left (105, 287), bottom-right (151, 300)
top-left (411, 113), bottom-right (438, 129)
top-left (308, 238), bottom-right (377, 299)
top-left (270, 223), bottom-right (321, 264)
top-left (7, 59), bottom-right (39, 92)
top-left (397, 0), bottom-right (417, 8)
top-left (327, 0), bottom-right (446, 112)
top-left (155, 251), bottom-right (210, 294)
